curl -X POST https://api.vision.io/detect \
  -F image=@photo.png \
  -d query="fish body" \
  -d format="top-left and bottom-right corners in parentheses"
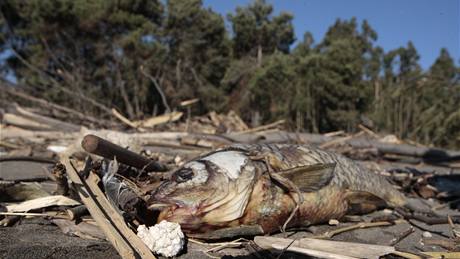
top-left (151, 144), bottom-right (406, 235)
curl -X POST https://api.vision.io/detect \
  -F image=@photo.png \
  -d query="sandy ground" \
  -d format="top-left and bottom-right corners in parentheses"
top-left (1, 212), bottom-right (453, 259)
top-left (0, 218), bottom-right (119, 259)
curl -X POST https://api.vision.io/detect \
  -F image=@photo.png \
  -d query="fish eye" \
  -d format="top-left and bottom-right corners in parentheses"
top-left (174, 168), bottom-right (194, 183)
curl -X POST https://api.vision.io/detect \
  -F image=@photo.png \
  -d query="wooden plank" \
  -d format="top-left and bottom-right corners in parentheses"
top-left (254, 236), bottom-right (396, 259)
top-left (14, 105), bottom-right (81, 132)
top-left (135, 111), bottom-right (183, 128)
top-left (111, 108), bottom-right (145, 132)
top-left (62, 157), bottom-right (137, 259)
top-left (6, 195), bottom-right (80, 212)
top-left (86, 172), bottom-right (156, 259)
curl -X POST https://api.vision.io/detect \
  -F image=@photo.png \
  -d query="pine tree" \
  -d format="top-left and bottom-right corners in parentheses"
top-left (228, 0), bottom-right (295, 66)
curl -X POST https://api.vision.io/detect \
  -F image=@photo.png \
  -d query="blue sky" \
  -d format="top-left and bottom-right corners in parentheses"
top-left (203, 0), bottom-right (459, 70)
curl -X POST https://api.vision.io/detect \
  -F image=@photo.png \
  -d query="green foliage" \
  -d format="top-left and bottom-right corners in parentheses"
top-left (248, 53), bottom-right (296, 122)
top-left (228, 0), bottom-right (295, 60)
top-left (1, 0), bottom-right (459, 148)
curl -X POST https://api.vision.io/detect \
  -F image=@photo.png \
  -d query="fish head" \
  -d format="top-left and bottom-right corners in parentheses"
top-left (149, 150), bottom-right (256, 231)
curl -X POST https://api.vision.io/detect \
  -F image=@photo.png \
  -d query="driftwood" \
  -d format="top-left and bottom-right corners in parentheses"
top-left (235, 119), bottom-right (285, 134)
top-left (0, 182), bottom-right (51, 201)
top-left (111, 108), bottom-right (146, 132)
top-left (2, 113), bottom-right (53, 131)
top-left (187, 225), bottom-right (264, 240)
top-left (0, 215), bottom-right (21, 226)
top-left (12, 105), bottom-right (81, 132)
top-left (62, 157), bottom-right (139, 259)
top-left (0, 126), bottom-right (79, 140)
top-left (81, 134), bottom-right (167, 172)
top-left (227, 131), bottom-right (460, 163)
top-left (66, 205), bottom-right (88, 220)
top-left (0, 80), bottom-right (112, 127)
top-left (134, 111), bottom-right (183, 128)
top-left (6, 195), bottom-right (80, 212)
top-left (86, 172), bottom-right (156, 259)
top-left (254, 236), bottom-right (397, 259)
top-left (0, 156), bottom-right (56, 164)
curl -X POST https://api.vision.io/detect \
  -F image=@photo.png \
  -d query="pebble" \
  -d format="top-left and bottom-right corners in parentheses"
top-left (422, 231), bottom-right (432, 238)
top-left (328, 219), bottom-right (340, 225)
top-left (383, 209), bottom-right (393, 214)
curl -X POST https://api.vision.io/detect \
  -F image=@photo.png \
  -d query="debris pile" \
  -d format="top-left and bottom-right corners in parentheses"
top-left (1, 106), bottom-right (460, 258)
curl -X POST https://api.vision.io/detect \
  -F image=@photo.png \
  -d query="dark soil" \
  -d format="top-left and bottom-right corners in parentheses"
top-left (0, 218), bottom-right (119, 259)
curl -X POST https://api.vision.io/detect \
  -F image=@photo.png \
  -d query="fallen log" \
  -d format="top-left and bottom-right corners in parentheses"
top-left (0, 126), bottom-right (79, 140)
top-left (13, 105), bottom-right (81, 132)
top-left (0, 80), bottom-right (110, 127)
top-left (2, 113), bottom-right (53, 131)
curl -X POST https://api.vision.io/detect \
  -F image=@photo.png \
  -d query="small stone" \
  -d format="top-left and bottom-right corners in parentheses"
top-left (328, 219), bottom-right (339, 225)
top-left (174, 156), bottom-right (182, 165)
top-left (383, 209), bottom-right (393, 214)
top-left (422, 231), bottom-right (432, 238)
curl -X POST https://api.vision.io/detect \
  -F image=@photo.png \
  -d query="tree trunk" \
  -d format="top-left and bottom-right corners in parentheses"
top-left (118, 81), bottom-right (135, 119)
top-left (257, 44), bottom-right (263, 67)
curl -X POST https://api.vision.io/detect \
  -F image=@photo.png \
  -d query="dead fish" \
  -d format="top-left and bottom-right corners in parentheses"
top-left (149, 144), bottom-right (408, 238)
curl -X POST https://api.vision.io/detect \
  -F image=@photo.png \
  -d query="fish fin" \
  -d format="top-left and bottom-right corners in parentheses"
top-left (345, 190), bottom-right (387, 215)
top-left (187, 225), bottom-right (264, 240)
top-left (276, 163), bottom-right (336, 192)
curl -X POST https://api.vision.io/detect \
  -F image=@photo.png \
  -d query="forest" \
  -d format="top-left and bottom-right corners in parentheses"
top-left (1, 0), bottom-right (459, 148)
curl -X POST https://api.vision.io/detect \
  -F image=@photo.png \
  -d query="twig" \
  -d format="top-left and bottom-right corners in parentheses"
top-left (389, 226), bottom-right (414, 246)
top-left (395, 208), bottom-right (460, 225)
top-left (407, 219), bottom-right (451, 238)
top-left (276, 238), bottom-right (296, 259)
top-left (447, 215), bottom-right (460, 239)
top-left (314, 221), bottom-right (393, 239)
top-left (189, 237), bottom-right (251, 258)
top-left (236, 120), bottom-right (285, 134)
top-left (111, 108), bottom-right (146, 132)
top-left (206, 238), bottom-right (248, 253)
top-left (324, 130), bottom-right (345, 137)
top-left (358, 124), bottom-right (380, 138)
top-left (320, 131), bottom-right (365, 149)
top-left (271, 244), bottom-right (358, 259)
top-left (0, 212), bottom-right (68, 218)
top-left (0, 140), bottom-right (20, 149)
top-left (433, 198), bottom-right (460, 210)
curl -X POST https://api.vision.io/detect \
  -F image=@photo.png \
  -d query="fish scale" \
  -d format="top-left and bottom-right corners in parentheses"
top-left (231, 143), bottom-right (406, 207)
